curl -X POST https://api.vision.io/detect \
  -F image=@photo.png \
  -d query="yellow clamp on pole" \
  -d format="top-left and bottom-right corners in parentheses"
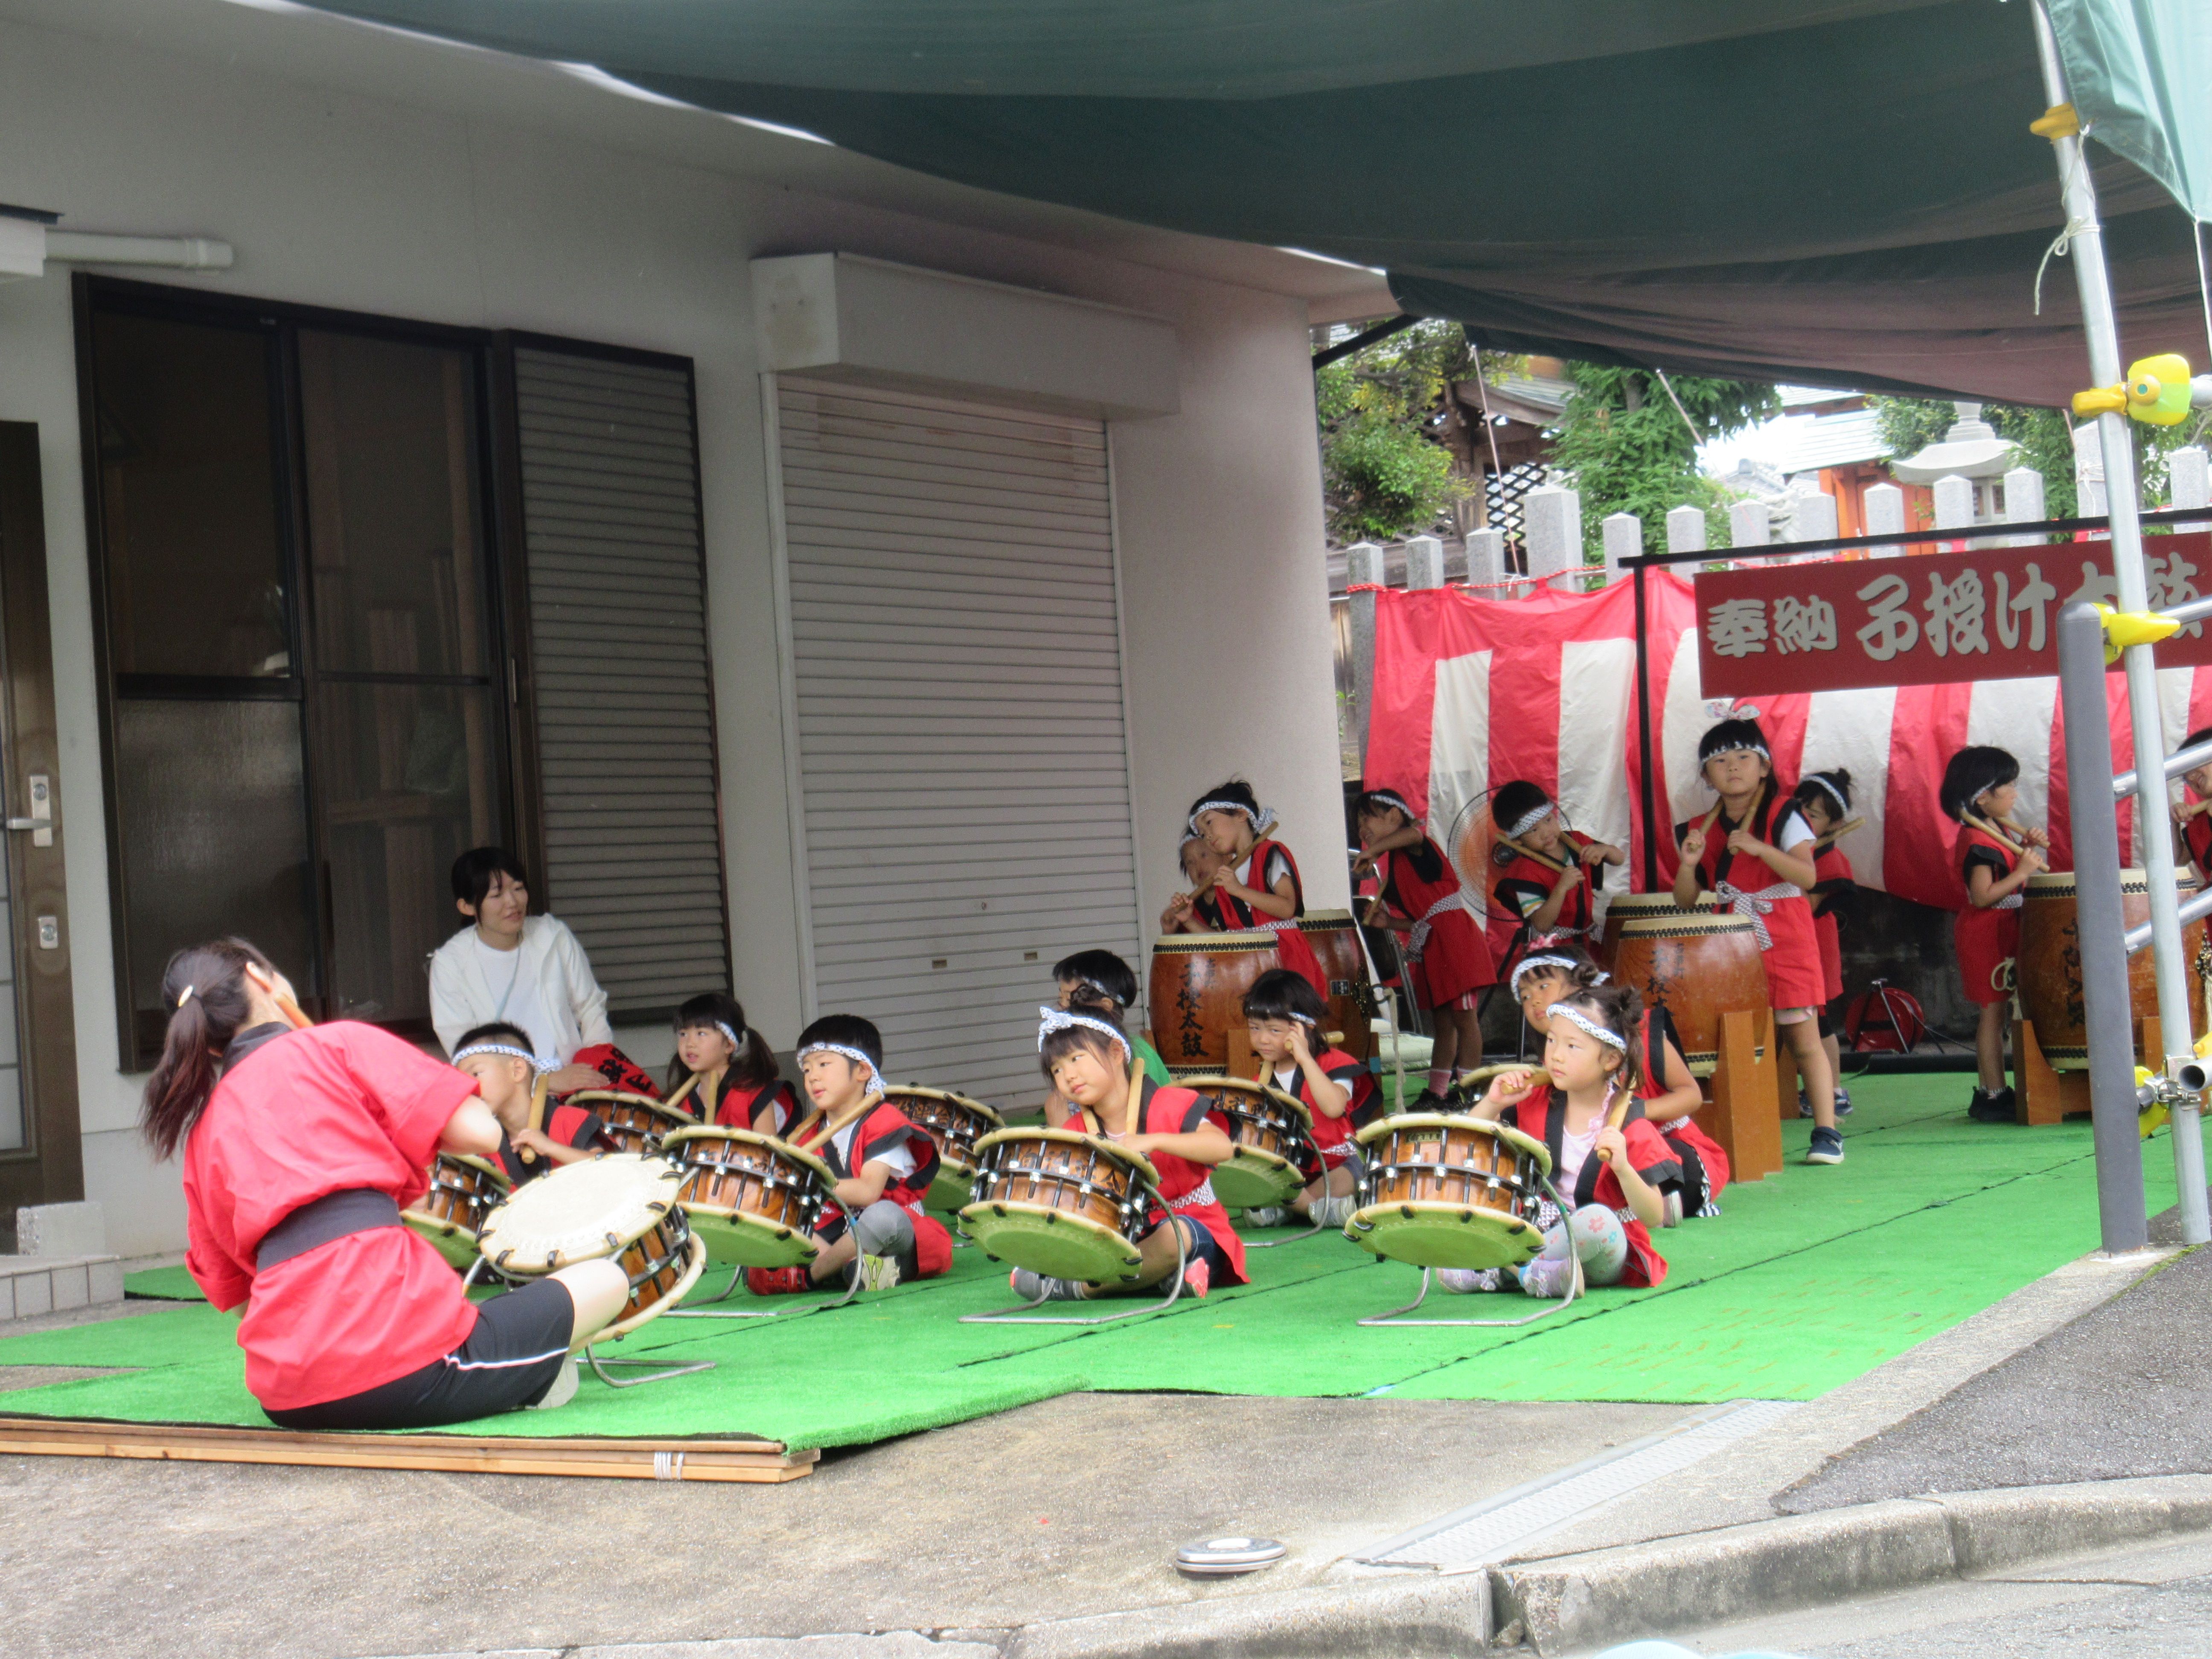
top-left (2073, 384), bottom-right (2127, 417)
top-left (2074, 354), bottom-right (2197, 423)
top-left (2030, 104), bottom-right (2081, 140)
top-left (2136, 1067), bottom-right (2169, 1140)
top-left (2095, 602), bottom-right (2181, 664)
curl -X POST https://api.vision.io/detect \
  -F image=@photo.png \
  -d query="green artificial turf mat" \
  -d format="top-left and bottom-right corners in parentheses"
top-left (0, 1073), bottom-right (2192, 1449)
top-left (124, 1265), bottom-right (205, 1301)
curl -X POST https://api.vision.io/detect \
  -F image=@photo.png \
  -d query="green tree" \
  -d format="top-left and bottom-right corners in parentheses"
top-left (1546, 365), bottom-right (1781, 556)
top-left (1313, 320), bottom-right (1508, 544)
top-left (1869, 395), bottom-right (2212, 521)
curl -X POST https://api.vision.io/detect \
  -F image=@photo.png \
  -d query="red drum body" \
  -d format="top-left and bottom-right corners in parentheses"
top-left (1149, 929), bottom-right (1281, 1075)
top-left (1610, 910), bottom-right (1768, 1075)
top-left (2018, 868), bottom-right (2205, 1070)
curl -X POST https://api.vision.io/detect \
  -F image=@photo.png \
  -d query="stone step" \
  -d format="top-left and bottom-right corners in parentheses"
top-left (0, 1254), bottom-right (124, 1322)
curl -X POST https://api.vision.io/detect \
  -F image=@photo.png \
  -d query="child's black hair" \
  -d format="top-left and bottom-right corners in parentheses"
top-left (1039, 1004), bottom-right (1131, 1081)
top-left (668, 991), bottom-right (778, 1095)
top-left (1510, 943), bottom-right (1605, 1012)
top-left (1188, 777), bottom-right (1260, 829)
top-left (2184, 726), bottom-right (2212, 760)
top-left (1354, 789), bottom-right (1420, 827)
top-left (1054, 949), bottom-right (1138, 1012)
top-left (1940, 746), bottom-right (2020, 824)
top-left (1697, 718), bottom-right (1779, 833)
top-left (451, 846), bottom-right (529, 910)
top-left (1547, 981), bottom-right (1646, 1099)
top-left (1241, 966), bottom-right (1327, 1028)
top-left (1491, 780), bottom-right (1553, 835)
top-left (795, 1013), bottom-right (884, 1075)
top-left (454, 1020), bottom-right (538, 1059)
top-left (1794, 768), bottom-right (1854, 825)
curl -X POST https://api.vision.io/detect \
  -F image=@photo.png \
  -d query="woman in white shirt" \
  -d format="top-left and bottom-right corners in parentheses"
top-left (428, 848), bottom-right (611, 1096)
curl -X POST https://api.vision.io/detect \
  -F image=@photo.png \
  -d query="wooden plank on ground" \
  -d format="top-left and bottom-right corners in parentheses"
top-left (0, 1417), bottom-right (816, 1483)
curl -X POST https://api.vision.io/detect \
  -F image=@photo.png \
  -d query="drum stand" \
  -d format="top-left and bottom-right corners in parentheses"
top-left (960, 1214), bottom-right (1191, 1326)
top-left (582, 1347), bottom-right (716, 1388)
top-left (662, 1257), bottom-right (869, 1320)
top-left (1356, 1178), bottom-right (1587, 1327)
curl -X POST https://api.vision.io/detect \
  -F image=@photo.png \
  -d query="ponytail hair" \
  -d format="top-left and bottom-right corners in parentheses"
top-left (140, 938), bottom-right (279, 1161)
top-left (669, 991), bottom-right (777, 1094)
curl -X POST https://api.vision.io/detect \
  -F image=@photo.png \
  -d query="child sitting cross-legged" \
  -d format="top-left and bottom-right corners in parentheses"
top-left (1509, 940), bottom-right (1726, 1222)
top-left (1018, 1004), bottom-right (1247, 1302)
top-left (746, 1015), bottom-right (953, 1295)
top-left (449, 1021), bottom-right (616, 1185)
top-left (1235, 969), bottom-right (1375, 1230)
top-left (1442, 981), bottom-right (1676, 1297)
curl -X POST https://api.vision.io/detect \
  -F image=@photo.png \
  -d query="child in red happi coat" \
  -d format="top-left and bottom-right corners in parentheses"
top-left (1443, 981), bottom-right (1676, 1297)
top-left (1189, 778), bottom-right (1329, 995)
top-left (1236, 969), bottom-right (1377, 1231)
top-left (663, 992), bottom-right (800, 1135)
top-left (1943, 746), bottom-right (2048, 1123)
top-left (451, 1021), bottom-right (615, 1185)
top-left (1675, 717), bottom-right (1840, 1165)
top-left (1353, 787), bottom-right (1496, 1106)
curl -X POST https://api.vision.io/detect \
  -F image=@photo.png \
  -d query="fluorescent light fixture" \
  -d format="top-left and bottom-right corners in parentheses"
top-left (1276, 246), bottom-right (1386, 276)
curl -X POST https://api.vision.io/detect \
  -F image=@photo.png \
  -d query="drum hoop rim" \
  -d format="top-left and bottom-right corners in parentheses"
top-left (1150, 929), bottom-right (1284, 949)
top-left (1616, 917), bottom-right (1759, 935)
top-left (563, 1089), bottom-right (700, 1121)
top-left (1174, 1075), bottom-right (1314, 1125)
top-left (1355, 1113), bottom-right (1553, 1171)
top-left (971, 1126), bottom-right (1162, 1184)
top-left (477, 1153), bottom-right (688, 1263)
top-left (2025, 867), bottom-right (2198, 893)
top-left (437, 1152), bottom-right (509, 1183)
top-left (1351, 1199), bottom-right (1537, 1227)
top-left (1607, 890), bottom-right (1718, 907)
top-left (661, 1126), bottom-right (838, 1186)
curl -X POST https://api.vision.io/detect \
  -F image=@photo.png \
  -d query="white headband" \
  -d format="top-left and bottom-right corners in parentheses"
top-left (1365, 789), bottom-right (1417, 820)
top-left (1037, 1005), bottom-right (1132, 1062)
top-left (1804, 774), bottom-right (1848, 815)
top-left (1551, 1004), bottom-right (1627, 1053)
top-left (1703, 742), bottom-right (1770, 766)
top-left (1505, 802), bottom-right (1553, 839)
top-left (453, 1041), bottom-right (538, 1072)
top-left (1510, 953), bottom-right (1583, 995)
top-left (1190, 799), bottom-right (1279, 838)
top-left (796, 1042), bottom-right (885, 1096)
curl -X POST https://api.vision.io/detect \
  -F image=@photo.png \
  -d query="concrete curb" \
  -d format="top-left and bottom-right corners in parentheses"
top-left (982, 1573), bottom-right (1484, 1659)
top-left (1491, 1473), bottom-right (2212, 1656)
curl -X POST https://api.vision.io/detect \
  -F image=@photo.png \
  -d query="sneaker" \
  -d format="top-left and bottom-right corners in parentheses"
top-left (1805, 1126), bottom-right (1845, 1164)
top-left (526, 1356), bottom-right (579, 1410)
top-left (1313, 1194), bottom-right (1358, 1228)
top-left (1010, 1268), bottom-right (1086, 1302)
top-left (1243, 1205), bottom-right (1288, 1228)
top-left (1662, 1189), bottom-right (1683, 1228)
top-left (1694, 1200), bottom-right (1724, 1219)
top-left (856, 1253), bottom-right (903, 1292)
top-left (1435, 1266), bottom-right (1506, 1293)
top-left (1968, 1087), bottom-right (2016, 1124)
top-left (1405, 1088), bottom-right (1449, 1113)
top-left (746, 1265), bottom-right (815, 1296)
top-left (1835, 1087), bottom-right (1855, 1117)
top-left (1181, 1258), bottom-right (1212, 1298)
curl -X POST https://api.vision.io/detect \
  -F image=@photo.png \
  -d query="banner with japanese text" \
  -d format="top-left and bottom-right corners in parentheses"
top-left (1695, 533), bottom-right (2212, 696)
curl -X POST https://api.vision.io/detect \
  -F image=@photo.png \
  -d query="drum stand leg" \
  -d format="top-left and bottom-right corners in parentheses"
top-left (1355, 1181), bottom-right (1589, 1327)
top-left (664, 1255), bottom-right (870, 1320)
top-left (960, 1216), bottom-right (1191, 1326)
top-left (1243, 1199), bottom-right (1330, 1249)
top-left (581, 1346), bottom-right (717, 1388)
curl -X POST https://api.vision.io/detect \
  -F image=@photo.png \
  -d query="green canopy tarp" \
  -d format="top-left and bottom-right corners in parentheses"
top-left (302, 0), bottom-right (2212, 404)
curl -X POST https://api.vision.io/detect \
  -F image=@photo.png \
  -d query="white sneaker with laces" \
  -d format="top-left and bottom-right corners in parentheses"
top-left (527, 1356), bottom-right (579, 1410)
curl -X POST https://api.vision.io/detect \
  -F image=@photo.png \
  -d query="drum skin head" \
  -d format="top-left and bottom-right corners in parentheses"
top-left (478, 1153), bottom-right (684, 1272)
top-left (1179, 1074), bottom-right (1313, 1126)
top-left (1347, 1202), bottom-right (1543, 1270)
top-left (923, 1166), bottom-right (976, 1215)
top-left (1212, 1144), bottom-right (1306, 1209)
top-left (401, 1211), bottom-right (484, 1272)
top-left (681, 1204), bottom-right (822, 1269)
top-left (959, 1201), bottom-right (1144, 1285)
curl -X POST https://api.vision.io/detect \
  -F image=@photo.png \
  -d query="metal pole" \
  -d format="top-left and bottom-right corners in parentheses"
top-left (1633, 563), bottom-right (1660, 891)
top-left (2034, 3), bottom-right (2209, 1243)
top-left (2058, 602), bottom-right (2152, 1253)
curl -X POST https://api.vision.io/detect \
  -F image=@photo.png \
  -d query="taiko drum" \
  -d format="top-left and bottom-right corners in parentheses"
top-left (960, 1128), bottom-right (1162, 1285)
top-left (1595, 891), bottom-right (1714, 972)
top-left (571, 1090), bottom-right (699, 1156)
top-left (2017, 867), bottom-right (2205, 1070)
top-left (1609, 909), bottom-right (1768, 1075)
top-left (403, 1153), bottom-right (511, 1271)
top-left (1344, 1113), bottom-right (1552, 1270)
top-left (1148, 928), bottom-right (1282, 1075)
top-left (1299, 908), bottom-right (1370, 1039)
top-left (661, 1126), bottom-right (834, 1269)
top-left (881, 1086), bottom-right (1004, 1213)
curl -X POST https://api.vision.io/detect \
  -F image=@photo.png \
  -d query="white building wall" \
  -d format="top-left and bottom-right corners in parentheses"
top-left (0, 10), bottom-right (1342, 1253)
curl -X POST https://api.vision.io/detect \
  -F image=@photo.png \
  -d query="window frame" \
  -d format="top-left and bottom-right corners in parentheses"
top-left (74, 275), bottom-right (537, 1066)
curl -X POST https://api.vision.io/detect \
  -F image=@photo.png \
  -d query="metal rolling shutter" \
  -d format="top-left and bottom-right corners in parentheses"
top-left (777, 377), bottom-right (1140, 1108)
top-left (513, 346), bottom-right (728, 1014)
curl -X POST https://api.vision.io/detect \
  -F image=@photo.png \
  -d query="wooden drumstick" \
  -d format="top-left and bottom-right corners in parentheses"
top-left (513, 1072), bottom-right (549, 1166)
top-left (1594, 1082), bottom-right (1636, 1164)
top-left (274, 993), bottom-right (314, 1031)
top-left (1499, 835), bottom-right (1571, 874)
top-left (1965, 810), bottom-right (2028, 857)
top-left (664, 1073), bottom-right (701, 1118)
top-left (1812, 815), bottom-right (1866, 852)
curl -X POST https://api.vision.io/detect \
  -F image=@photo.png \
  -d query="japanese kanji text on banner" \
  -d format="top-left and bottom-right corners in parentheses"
top-left (1694, 534), bottom-right (2212, 697)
